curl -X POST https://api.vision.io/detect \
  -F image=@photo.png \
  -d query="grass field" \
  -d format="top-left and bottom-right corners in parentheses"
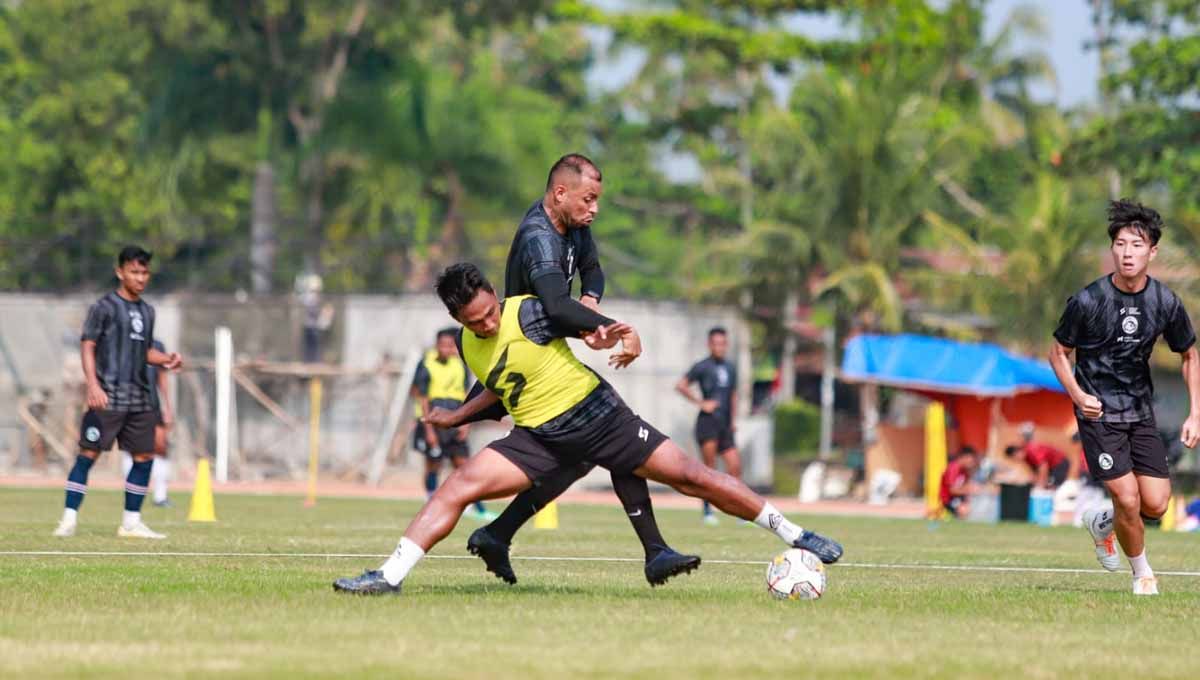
top-left (2, 487), bottom-right (1199, 679)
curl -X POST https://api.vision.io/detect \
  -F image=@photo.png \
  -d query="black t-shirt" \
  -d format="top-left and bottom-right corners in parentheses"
top-left (504, 200), bottom-right (603, 299)
top-left (1054, 274), bottom-right (1195, 423)
top-left (81, 291), bottom-right (156, 412)
top-left (685, 356), bottom-right (737, 425)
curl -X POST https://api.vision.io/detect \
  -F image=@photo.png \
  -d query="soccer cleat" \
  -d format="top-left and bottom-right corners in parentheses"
top-left (52, 520), bottom-right (76, 537)
top-left (1083, 508), bottom-right (1121, 572)
top-left (117, 522), bottom-right (166, 539)
top-left (1132, 576), bottom-right (1159, 596)
top-left (792, 530), bottom-right (844, 564)
top-left (153, 498), bottom-right (174, 508)
top-left (644, 548), bottom-right (702, 587)
top-left (467, 527), bottom-right (517, 585)
top-left (332, 569), bottom-right (402, 595)
top-left (702, 513), bottom-right (720, 526)
top-left (465, 508), bottom-right (500, 522)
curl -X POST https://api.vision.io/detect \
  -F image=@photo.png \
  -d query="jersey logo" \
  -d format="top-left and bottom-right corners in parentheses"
top-left (85, 427), bottom-right (100, 442)
top-left (484, 347), bottom-right (528, 410)
top-left (1098, 453), bottom-right (1114, 470)
top-left (1122, 316), bottom-right (1138, 335)
top-left (130, 310), bottom-right (145, 340)
top-left (638, 426), bottom-right (649, 442)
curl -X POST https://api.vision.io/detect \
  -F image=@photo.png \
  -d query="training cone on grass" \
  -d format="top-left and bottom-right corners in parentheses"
top-left (188, 458), bottom-right (217, 522)
top-left (533, 500), bottom-right (558, 529)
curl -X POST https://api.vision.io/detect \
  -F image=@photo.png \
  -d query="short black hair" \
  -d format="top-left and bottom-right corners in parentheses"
top-left (435, 327), bottom-right (457, 340)
top-left (708, 326), bottom-right (728, 338)
top-left (1004, 445), bottom-right (1021, 458)
top-left (957, 446), bottom-right (978, 458)
top-left (435, 263), bottom-right (494, 317)
top-left (1108, 199), bottom-right (1163, 246)
top-left (546, 153), bottom-right (601, 190)
top-left (118, 246), bottom-right (152, 267)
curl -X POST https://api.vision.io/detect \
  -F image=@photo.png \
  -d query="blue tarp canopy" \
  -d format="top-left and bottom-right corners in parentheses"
top-left (840, 334), bottom-right (1065, 397)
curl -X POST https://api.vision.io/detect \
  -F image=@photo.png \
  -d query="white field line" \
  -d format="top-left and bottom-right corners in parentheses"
top-left (2, 550), bottom-right (1200, 577)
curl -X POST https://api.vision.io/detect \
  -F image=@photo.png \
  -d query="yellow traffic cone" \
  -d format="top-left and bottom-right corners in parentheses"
top-left (533, 500), bottom-right (558, 529)
top-left (188, 458), bottom-right (217, 522)
top-left (1161, 495), bottom-right (1178, 532)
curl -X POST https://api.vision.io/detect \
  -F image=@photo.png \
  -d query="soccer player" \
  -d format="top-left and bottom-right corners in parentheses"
top-left (939, 448), bottom-right (980, 519)
top-left (677, 327), bottom-right (742, 524)
top-left (467, 153), bottom-right (699, 587)
top-left (1049, 200), bottom-right (1200, 595)
top-left (332, 264), bottom-right (843, 594)
top-left (411, 327), bottom-right (494, 520)
top-left (53, 246), bottom-right (183, 539)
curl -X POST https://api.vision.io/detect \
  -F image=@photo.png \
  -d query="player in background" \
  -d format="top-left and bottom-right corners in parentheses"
top-left (1049, 199), bottom-right (1200, 595)
top-left (677, 327), bottom-right (742, 525)
top-left (332, 264), bottom-right (843, 594)
top-left (411, 327), bottom-right (494, 521)
top-left (53, 246), bottom-right (183, 539)
top-left (467, 154), bottom-right (699, 587)
top-left (121, 339), bottom-right (175, 507)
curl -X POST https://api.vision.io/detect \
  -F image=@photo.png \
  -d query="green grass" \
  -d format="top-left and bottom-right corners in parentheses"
top-left (2, 488), bottom-right (1198, 679)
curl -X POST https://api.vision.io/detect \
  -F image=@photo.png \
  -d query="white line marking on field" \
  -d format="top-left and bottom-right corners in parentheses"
top-left (3, 550), bottom-right (1200, 577)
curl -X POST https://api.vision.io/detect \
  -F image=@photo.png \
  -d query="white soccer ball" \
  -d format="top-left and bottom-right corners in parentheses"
top-left (765, 548), bottom-right (826, 600)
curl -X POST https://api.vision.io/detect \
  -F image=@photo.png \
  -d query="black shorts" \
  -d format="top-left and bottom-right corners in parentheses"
top-left (412, 424), bottom-right (469, 459)
top-left (695, 414), bottom-right (735, 452)
top-left (78, 409), bottom-right (157, 454)
top-left (489, 405), bottom-right (668, 483)
top-left (1076, 417), bottom-right (1170, 481)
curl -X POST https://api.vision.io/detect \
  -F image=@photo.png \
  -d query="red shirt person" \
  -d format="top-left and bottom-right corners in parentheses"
top-left (939, 449), bottom-right (980, 518)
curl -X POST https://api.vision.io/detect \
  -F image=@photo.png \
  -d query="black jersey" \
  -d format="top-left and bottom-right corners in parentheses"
top-left (81, 291), bottom-right (156, 412)
top-left (1054, 274), bottom-right (1195, 423)
top-left (504, 200), bottom-right (603, 299)
top-left (685, 356), bottom-right (737, 425)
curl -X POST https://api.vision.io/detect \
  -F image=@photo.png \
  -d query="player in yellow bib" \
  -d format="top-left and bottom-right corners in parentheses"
top-left (333, 264), bottom-right (844, 595)
top-left (410, 328), bottom-right (495, 521)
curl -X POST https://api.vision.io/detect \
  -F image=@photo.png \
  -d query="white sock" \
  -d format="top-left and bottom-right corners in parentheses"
top-left (61, 508), bottom-right (78, 524)
top-left (120, 452), bottom-right (133, 477)
top-left (1129, 551), bottom-right (1154, 578)
top-left (122, 510), bottom-right (140, 528)
top-left (152, 458), bottom-right (170, 503)
top-left (754, 502), bottom-right (803, 545)
top-left (379, 537), bottom-right (426, 586)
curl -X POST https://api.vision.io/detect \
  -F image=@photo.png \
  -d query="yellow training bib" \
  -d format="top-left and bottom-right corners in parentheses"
top-left (461, 295), bottom-right (599, 428)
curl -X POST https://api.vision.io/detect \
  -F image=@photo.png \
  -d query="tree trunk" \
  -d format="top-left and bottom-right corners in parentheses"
top-left (250, 160), bottom-right (277, 294)
top-left (779, 290), bottom-right (799, 401)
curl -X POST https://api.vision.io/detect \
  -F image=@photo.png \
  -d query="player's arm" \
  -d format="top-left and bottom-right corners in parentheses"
top-left (425, 383), bottom-right (504, 428)
top-left (1179, 347), bottom-right (1200, 448)
top-left (81, 340), bottom-right (107, 410)
top-left (531, 270), bottom-right (614, 335)
top-left (1048, 341), bottom-right (1102, 420)
top-left (147, 346), bottom-right (183, 370)
top-left (157, 364), bottom-right (173, 427)
top-left (676, 364), bottom-right (717, 413)
top-left (730, 388), bottom-right (738, 431)
top-left (578, 230), bottom-right (605, 307)
top-left (1034, 462), bottom-right (1050, 488)
top-left (410, 363), bottom-right (439, 447)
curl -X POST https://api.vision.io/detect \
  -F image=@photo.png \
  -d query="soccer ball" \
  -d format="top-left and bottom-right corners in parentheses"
top-left (765, 548), bottom-right (826, 600)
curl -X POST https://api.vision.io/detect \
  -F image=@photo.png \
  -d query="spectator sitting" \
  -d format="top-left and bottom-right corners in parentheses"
top-left (940, 448), bottom-right (981, 519)
top-left (1005, 438), bottom-right (1069, 490)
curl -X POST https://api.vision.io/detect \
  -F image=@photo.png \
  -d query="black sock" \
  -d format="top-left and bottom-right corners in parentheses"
top-left (486, 463), bottom-right (589, 544)
top-left (64, 455), bottom-right (95, 511)
top-left (424, 471), bottom-right (438, 495)
top-left (611, 472), bottom-right (669, 561)
top-left (124, 459), bottom-right (152, 512)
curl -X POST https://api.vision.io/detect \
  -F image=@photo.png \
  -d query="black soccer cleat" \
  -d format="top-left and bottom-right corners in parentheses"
top-left (467, 527), bottom-right (517, 585)
top-left (332, 569), bottom-right (402, 595)
top-left (793, 530), bottom-right (844, 564)
top-left (644, 548), bottom-right (702, 587)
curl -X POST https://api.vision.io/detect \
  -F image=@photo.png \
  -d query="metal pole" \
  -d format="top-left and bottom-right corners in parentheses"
top-left (214, 327), bottom-right (232, 483)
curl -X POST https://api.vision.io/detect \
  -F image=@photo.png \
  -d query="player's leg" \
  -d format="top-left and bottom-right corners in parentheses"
top-left (151, 423), bottom-right (171, 507)
top-left (55, 411), bottom-right (117, 536)
top-left (450, 449), bottom-right (492, 518)
top-left (333, 448), bottom-right (532, 595)
top-left (116, 412), bottom-right (166, 539)
top-left (423, 455), bottom-right (441, 499)
top-left (698, 439), bottom-right (719, 523)
top-left (1077, 419), bottom-right (1126, 572)
top-left (635, 439), bottom-right (843, 563)
top-left (609, 471), bottom-right (701, 586)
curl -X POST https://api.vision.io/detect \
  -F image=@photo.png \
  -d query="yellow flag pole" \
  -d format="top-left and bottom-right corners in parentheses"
top-left (924, 401), bottom-right (948, 519)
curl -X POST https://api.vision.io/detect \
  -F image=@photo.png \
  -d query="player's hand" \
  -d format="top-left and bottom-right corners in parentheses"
top-left (700, 400), bottom-right (719, 414)
top-left (583, 322), bottom-right (629, 350)
top-left (580, 295), bottom-right (601, 312)
top-left (161, 411), bottom-right (174, 429)
top-left (163, 352), bottom-right (183, 371)
top-left (1181, 414), bottom-right (1200, 448)
top-left (423, 407), bottom-right (459, 429)
top-left (608, 327), bottom-right (642, 370)
top-left (1076, 393), bottom-right (1103, 420)
top-left (455, 427), bottom-right (469, 442)
top-left (86, 382), bottom-right (108, 410)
